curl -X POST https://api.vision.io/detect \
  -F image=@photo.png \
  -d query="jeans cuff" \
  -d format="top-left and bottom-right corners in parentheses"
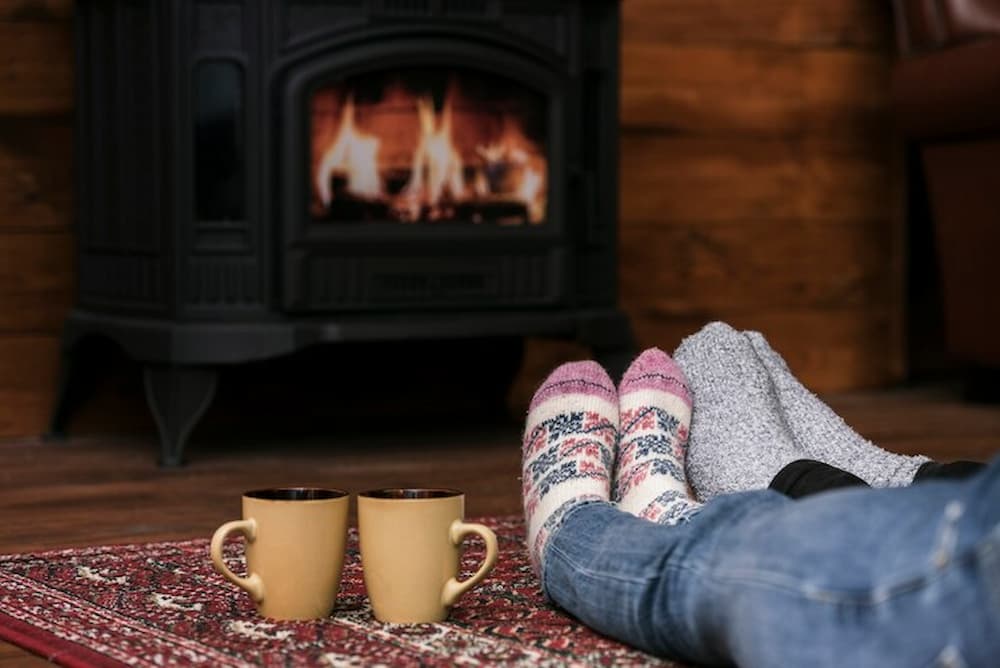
top-left (539, 498), bottom-right (606, 599)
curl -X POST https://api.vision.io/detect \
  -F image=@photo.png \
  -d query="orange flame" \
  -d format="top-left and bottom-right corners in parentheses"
top-left (402, 95), bottom-right (466, 214)
top-left (315, 95), bottom-right (382, 205)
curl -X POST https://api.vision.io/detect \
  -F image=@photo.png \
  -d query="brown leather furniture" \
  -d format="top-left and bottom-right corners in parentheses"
top-left (891, 0), bottom-right (1000, 371)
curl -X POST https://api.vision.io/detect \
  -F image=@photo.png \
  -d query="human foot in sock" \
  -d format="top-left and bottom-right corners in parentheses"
top-left (522, 361), bottom-right (617, 575)
top-left (742, 330), bottom-right (929, 487)
top-left (614, 348), bottom-right (702, 524)
top-left (673, 322), bottom-right (809, 501)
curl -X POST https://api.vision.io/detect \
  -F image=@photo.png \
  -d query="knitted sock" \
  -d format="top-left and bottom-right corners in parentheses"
top-left (743, 329), bottom-right (929, 487)
top-left (614, 348), bottom-right (702, 524)
top-left (673, 322), bottom-right (808, 501)
top-left (522, 360), bottom-right (617, 576)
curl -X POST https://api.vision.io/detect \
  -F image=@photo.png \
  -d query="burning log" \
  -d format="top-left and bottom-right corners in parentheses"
top-left (320, 175), bottom-right (390, 221)
top-left (455, 199), bottom-right (530, 225)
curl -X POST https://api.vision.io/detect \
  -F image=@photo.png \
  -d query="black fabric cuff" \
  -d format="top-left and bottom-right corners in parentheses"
top-left (913, 460), bottom-right (986, 482)
top-left (769, 459), bottom-right (870, 499)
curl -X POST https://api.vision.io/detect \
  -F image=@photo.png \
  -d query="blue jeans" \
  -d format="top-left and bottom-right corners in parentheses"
top-left (543, 456), bottom-right (1000, 667)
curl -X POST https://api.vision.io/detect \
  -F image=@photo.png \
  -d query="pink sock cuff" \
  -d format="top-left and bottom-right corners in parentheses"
top-left (619, 348), bottom-right (692, 407)
top-left (529, 360), bottom-right (617, 411)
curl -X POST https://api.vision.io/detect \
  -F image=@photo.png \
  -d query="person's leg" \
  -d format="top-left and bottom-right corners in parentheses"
top-left (543, 456), bottom-right (1000, 667)
top-left (614, 348), bottom-right (702, 523)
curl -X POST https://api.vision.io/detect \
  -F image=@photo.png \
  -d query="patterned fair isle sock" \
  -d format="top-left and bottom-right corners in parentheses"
top-left (743, 329), bottom-right (929, 487)
top-left (674, 322), bottom-right (808, 501)
top-left (522, 360), bottom-right (617, 576)
top-left (614, 348), bottom-right (703, 524)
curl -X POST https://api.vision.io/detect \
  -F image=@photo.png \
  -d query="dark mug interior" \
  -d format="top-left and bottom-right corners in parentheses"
top-left (244, 487), bottom-right (347, 501)
top-left (359, 488), bottom-right (462, 500)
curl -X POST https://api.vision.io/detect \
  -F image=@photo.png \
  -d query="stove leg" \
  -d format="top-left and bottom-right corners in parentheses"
top-left (143, 365), bottom-right (218, 467)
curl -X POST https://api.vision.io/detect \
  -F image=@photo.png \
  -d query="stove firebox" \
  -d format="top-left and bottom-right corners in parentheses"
top-left (57, 0), bottom-right (631, 464)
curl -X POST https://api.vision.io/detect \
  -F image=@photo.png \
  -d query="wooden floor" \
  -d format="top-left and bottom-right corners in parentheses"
top-left (1, 382), bottom-right (999, 666)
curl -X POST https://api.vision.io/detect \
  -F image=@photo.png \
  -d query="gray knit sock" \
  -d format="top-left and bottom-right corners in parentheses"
top-left (743, 330), bottom-right (929, 487)
top-left (673, 322), bottom-right (807, 501)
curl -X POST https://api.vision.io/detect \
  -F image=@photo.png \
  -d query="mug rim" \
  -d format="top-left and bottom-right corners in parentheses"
top-left (244, 487), bottom-right (348, 501)
top-left (358, 487), bottom-right (463, 500)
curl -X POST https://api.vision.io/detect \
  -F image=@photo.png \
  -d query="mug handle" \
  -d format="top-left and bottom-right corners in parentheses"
top-left (210, 519), bottom-right (265, 603)
top-left (440, 520), bottom-right (499, 608)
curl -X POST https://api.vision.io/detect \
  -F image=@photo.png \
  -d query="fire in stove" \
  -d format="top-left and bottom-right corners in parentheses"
top-left (310, 69), bottom-right (548, 226)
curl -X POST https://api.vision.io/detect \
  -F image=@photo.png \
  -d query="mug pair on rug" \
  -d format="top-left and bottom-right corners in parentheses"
top-left (210, 487), bottom-right (498, 623)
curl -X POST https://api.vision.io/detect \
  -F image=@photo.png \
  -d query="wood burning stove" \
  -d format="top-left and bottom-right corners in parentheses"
top-left (55, 0), bottom-right (632, 465)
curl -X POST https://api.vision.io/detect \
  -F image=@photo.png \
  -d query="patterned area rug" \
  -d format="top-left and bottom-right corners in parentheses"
top-left (0, 516), bottom-right (680, 667)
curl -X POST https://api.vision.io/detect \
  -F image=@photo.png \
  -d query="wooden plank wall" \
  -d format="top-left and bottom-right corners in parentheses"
top-left (0, 0), bottom-right (903, 438)
top-left (615, 0), bottom-right (904, 384)
top-left (0, 1), bottom-right (75, 438)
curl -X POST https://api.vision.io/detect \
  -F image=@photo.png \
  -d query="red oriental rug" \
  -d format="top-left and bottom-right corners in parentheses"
top-left (0, 516), bottom-right (681, 667)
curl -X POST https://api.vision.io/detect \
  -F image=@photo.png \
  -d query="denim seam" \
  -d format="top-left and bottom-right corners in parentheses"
top-left (977, 523), bottom-right (1000, 629)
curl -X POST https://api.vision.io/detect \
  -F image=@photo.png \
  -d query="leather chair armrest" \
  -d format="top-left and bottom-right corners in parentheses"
top-left (893, 0), bottom-right (1000, 55)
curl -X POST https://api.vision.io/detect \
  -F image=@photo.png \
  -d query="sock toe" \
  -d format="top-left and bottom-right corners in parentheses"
top-left (530, 360), bottom-right (617, 413)
top-left (620, 348), bottom-right (692, 405)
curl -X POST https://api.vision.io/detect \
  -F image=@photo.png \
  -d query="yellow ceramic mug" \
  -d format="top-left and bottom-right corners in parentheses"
top-left (210, 487), bottom-right (349, 620)
top-left (358, 488), bottom-right (499, 623)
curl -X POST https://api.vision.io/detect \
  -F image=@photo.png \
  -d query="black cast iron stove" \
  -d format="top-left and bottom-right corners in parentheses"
top-left (55, 0), bottom-right (632, 464)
